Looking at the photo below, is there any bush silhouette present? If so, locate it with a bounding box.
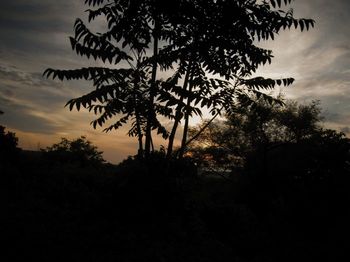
[42,136,105,167]
[0,125,19,164]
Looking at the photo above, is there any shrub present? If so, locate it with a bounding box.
[43,136,105,167]
[0,125,19,164]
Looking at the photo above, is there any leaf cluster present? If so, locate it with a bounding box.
[44,0,315,155]
[43,136,105,166]
[187,99,333,172]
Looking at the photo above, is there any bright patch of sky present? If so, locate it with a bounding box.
[0,0,349,163]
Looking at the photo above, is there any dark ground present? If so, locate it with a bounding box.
[1,150,345,262]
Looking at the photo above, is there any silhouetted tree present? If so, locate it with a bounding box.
[0,125,19,164]
[44,0,314,160]
[164,0,315,157]
[42,136,105,166]
[187,99,341,175]
[1,111,18,163]
[44,0,175,158]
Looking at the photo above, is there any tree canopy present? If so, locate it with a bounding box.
[187,98,350,181]
[44,0,314,159]
[43,136,105,166]
[0,125,18,152]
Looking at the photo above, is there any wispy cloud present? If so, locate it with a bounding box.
[254,0,350,135]
[0,63,158,162]
[1,0,349,162]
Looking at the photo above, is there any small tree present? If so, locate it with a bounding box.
[186,99,328,172]
[1,110,19,161]
[0,125,19,154]
[43,136,105,166]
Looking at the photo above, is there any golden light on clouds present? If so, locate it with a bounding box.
[1,0,349,163]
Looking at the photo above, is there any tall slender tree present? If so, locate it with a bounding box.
[44,0,314,160]
[44,0,176,157]
[161,0,315,157]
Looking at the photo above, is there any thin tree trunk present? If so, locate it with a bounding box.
[179,81,194,157]
[133,55,144,158]
[179,80,239,155]
[134,92,143,157]
[145,19,159,157]
[150,135,154,152]
[166,62,192,158]
[176,106,223,156]
[178,52,197,158]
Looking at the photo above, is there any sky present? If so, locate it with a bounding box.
[0,0,349,163]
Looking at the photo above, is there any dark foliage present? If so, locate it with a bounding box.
[187,100,337,171]
[0,125,20,165]
[187,99,349,261]
[42,136,105,167]
[44,0,314,157]
[3,1,344,261]
[3,118,347,261]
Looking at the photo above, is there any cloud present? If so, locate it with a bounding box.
[252,0,350,136]
[0,63,86,133]
[0,63,141,163]
[0,0,114,68]
[1,0,350,163]
[0,0,83,33]
[0,96,58,134]
[0,64,71,135]
[340,126,350,134]
[0,0,96,72]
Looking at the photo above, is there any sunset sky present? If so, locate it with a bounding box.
[1,0,349,163]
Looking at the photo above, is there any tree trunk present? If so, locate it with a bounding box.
[145,19,159,157]
[166,62,192,158]
[179,107,223,153]
[178,81,239,154]
[179,81,194,158]
[133,56,144,158]
[134,92,143,158]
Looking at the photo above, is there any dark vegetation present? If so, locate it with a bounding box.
[2,0,347,261]
[43,136,105,167]
[44,0,314,159]
[2,99,349,261]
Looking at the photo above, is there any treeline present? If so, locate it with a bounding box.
[1,100,349,261]
[187,99,349,181]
